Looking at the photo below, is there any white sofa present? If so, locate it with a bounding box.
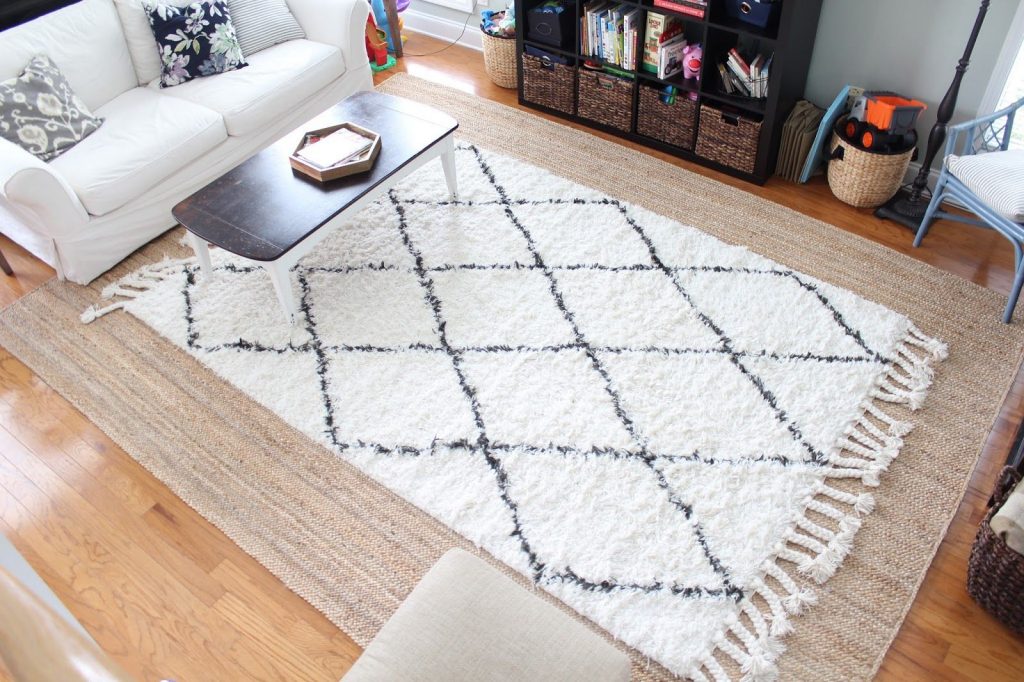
[0,0,371,284]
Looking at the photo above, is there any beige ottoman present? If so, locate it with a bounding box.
[343,549,632,681]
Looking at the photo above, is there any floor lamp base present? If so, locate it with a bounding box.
[874,186,932,232]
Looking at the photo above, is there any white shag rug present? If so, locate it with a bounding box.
[86,143,947,681]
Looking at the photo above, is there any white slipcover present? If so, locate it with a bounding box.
[0,0,137,111]
[0,0,372,284]
[153,39,345,137]
[51,88,227,216]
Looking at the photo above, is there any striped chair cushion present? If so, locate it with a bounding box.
[947,149,1024,223]
[227,0,306,57]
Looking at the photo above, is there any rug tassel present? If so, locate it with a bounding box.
[82,256,193,324]
[700,651,733,682]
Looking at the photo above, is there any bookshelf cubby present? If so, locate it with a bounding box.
[514,0,824,184]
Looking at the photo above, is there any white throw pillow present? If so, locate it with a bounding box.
[227,0,306,57]
[947,149,1024,223]
[115,0,191,85]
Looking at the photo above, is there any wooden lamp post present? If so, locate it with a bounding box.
[875,0,991,230]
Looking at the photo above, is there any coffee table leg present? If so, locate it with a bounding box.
[441,137,459,202]
[266,261,299,327]
[187,232,213,277]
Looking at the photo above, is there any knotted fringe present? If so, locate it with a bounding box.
[80,256,194,323]
[689,324,945,682]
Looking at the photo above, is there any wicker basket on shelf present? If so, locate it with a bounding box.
[967,466,1024,635]
[521,53,575,115]
[637,87,698,150]
[577,70,633,133]
[827,116,914,208]
[481,29,516,89]
[695,103,762,174]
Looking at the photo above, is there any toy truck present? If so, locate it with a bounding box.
[844,92,927,152]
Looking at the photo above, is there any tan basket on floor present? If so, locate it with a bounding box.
[481,31,516,89]
[827,117,914,208]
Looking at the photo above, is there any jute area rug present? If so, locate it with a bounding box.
[1,74,1022,680]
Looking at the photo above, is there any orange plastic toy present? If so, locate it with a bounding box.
[365,15,389,68]
[845,92,927,151]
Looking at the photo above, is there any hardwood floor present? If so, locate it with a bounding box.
[1,32,1021,681]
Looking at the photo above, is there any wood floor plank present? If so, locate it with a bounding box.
[0,31,1021,681]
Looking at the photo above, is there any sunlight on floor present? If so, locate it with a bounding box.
[403,62,478,96]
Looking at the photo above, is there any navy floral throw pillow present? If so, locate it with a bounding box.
[144,0,247,88]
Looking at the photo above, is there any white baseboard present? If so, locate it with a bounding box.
[403,8,483,52]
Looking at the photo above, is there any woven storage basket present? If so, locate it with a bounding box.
[481,31,516,89]
[637,87,697,150]
[695,103,761,174]
[522,53,575,115]
[827,116,914,208]
[967,466,1024,635]
[577,70,633,133]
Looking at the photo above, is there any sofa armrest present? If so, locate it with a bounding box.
[287,0,370,74]
[0,139,89,240]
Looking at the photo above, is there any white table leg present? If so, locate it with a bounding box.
[187,232,213,277]
[266,260,299,327]
[441,136,459,202]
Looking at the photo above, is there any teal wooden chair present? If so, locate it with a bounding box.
[914,97,1024,323]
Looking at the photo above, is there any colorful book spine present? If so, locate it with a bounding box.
[651,0,705,19]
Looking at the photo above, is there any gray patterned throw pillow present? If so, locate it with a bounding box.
[0,55,104,161]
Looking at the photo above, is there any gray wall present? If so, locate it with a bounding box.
[805,0,1018,140]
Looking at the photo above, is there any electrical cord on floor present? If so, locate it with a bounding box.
[401,11,475,57]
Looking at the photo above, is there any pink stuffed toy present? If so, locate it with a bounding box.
[683,44,703,80]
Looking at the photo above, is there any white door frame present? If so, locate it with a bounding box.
[978,0,1024,115]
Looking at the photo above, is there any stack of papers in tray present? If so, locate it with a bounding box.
[297,128,372,169]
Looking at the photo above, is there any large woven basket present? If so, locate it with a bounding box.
[827,116,914,208]
[481,30,516,89]
[577,70,633,133]
[967,466,1024,635]
[695,103,762,174]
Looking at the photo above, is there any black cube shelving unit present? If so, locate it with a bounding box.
[514,0,823,184]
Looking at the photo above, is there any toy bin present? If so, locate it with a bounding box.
[967,466,1024,636]
[481,19,516,88]
[827,116,914,208]
[526,1,573,49]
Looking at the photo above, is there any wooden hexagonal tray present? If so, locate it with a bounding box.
[289,122,381,182]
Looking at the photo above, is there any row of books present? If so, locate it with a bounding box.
[650,0,706,19]
[719,48,772,98]
[580,3,644,70]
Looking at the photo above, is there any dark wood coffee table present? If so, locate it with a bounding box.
[173,90,459,325]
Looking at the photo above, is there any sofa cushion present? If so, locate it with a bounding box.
[228,0,306,57]
[0,55,105,161]
[0,0,137,111]
[947,150,1024,223]
[343,549,632,682]
[153,38,343,136]
[144,0,248,88]
[50,88,226,216]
